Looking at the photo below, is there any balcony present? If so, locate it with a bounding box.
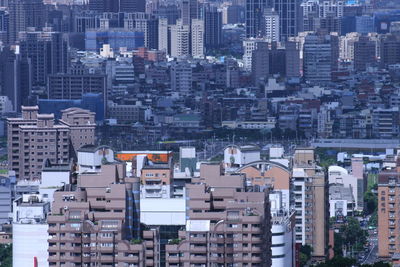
[48,245,59,253]
[144,184,162,190]
[167,256,180,264]
[144,193,162,198]
[190,255,207,263]
[145,250,153,257]
[189,246,207,253]
[118,255,139,263]
[189,236,206,243]
[99,255,114,263]
[143,231,154,239]
[209,246,224,253]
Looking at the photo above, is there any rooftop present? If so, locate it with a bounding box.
[78,145,111,153]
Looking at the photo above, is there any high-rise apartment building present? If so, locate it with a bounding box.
[165,163,272,266]
[191,19,204,58]
[292,148,328,260]
[252,42,270,85]
[380,34,400,68]
[243,38,268,71]
[124,12,159,49]
[47,73,107,104]
[236,157,295,267]
[377,166,400,259]
[170,20,190,58]
[59,108,96,154]
[303,32,339,84]
[285,41,301,78]
[170,61,192,95]
[7,106,95,180]
[47,162,158,267]
[301,0,343,33]
[13,194,50,267]
[158,18,169,52]
[263,8,280,43]
[354,36,376,71]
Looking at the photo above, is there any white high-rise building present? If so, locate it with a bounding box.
[264,8,280,43]
[191,19,204,58]
[158,18,168,52]
[339,32,360,61]
[270,191,295,267]
[243,38,268,71]
[12,194,50,267]
[301,0,344,18]
[170,19,190,58]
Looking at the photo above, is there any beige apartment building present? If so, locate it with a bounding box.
[7,106,95,180]
[59,107,96,153]
[378,168,400,259]
[292,148,328,260]
[165,163,272,267]
[140,159,174,198]
[48,162,158,267]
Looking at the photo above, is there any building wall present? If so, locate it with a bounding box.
[271,222,294,267]
[13,223,49,267]
[140,198,186,225]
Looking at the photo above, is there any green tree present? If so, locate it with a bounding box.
[313,256,356,267]
[364,190,377,215]
[0,244,11,267]
[340,217,367,251]
[360,261,391,267]
[300,245,312,267]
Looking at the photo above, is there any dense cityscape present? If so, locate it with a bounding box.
[0,0,399,266]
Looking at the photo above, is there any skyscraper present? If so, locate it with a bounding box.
[19,28,69,87]
[89,0,145,13]
[88,0,119,12]
[120,0,145,12]
[273,0,302,42]
[181,0,199,25]
[246,0,267,37]
[204,6,223,50]
[8,0,46,44]
[0,9,8,45]
[0,47,31,112]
